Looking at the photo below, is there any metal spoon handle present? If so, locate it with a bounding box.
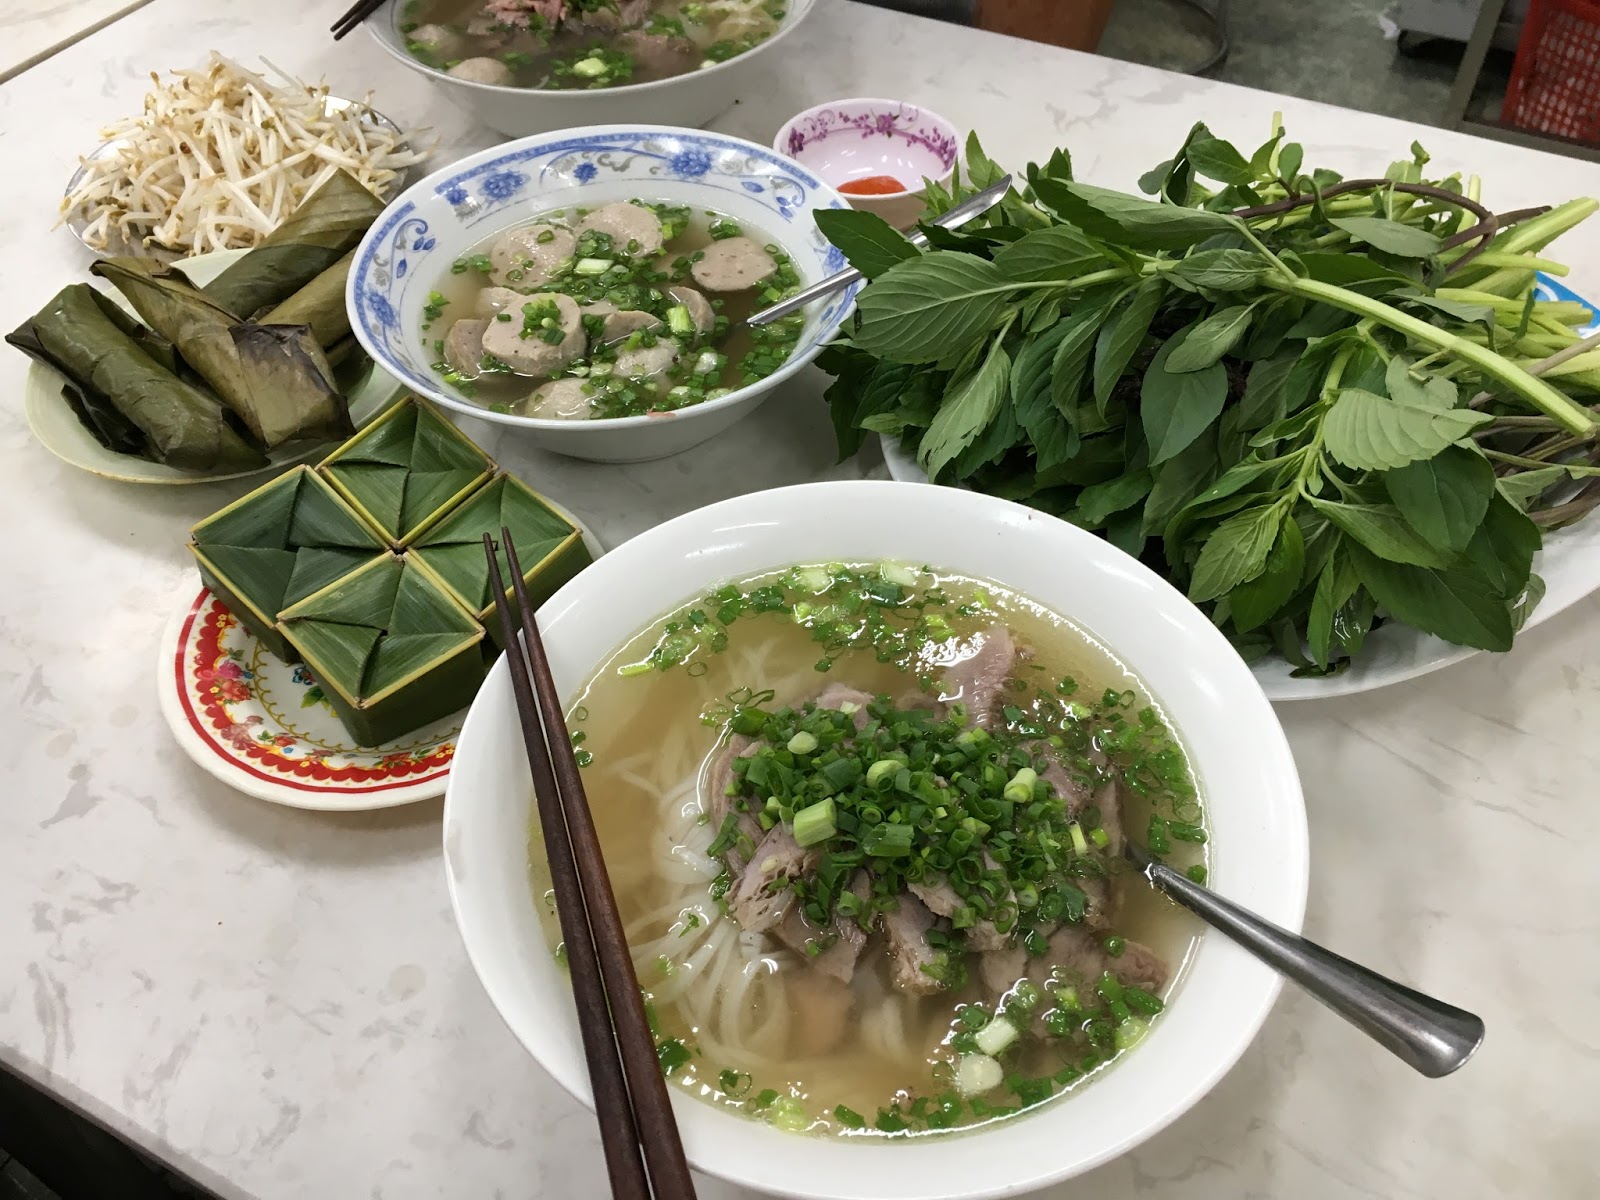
[746,175,1014,327]
[1141,858,1484,1077]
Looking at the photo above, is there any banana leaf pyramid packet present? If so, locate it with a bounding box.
[277,553,486,747]
[320,398,493,545]
[188,466,387,660]
[409,474,592,641]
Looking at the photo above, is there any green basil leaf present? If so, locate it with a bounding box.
[1049,302,1114,416]
[1104,507,1146,559]
[1512,573,1546,632]
[1464,492,1540,598]
[1228,514,1306,632]
[1278,142,1304,182]
[813,208,920,280]
[1142,425,1219,537]
[1187,504,1283,603]
[1497,465,1569,510]
[1011,320,1081,471]
[1398,291,1496,330]
[1093,279,1165,410]
[829,360,912,460]
[1348,544,1514,651]
[952,392,1022,478]
[1074,468,1153,528]
[1141,326,1229,465]
[1186,132,1254,185]
[1308,497,1454,567]
[1383,354,1457,410]
[992,225,1103,282]
[1323,387,1493,471]
[964,131,1009,191]
[919,337,1011,480]
[1169,248,1269,292]
[1329,216,1444,258]
[1238,348,1301,428]
[1031,178,1238,251]
[1166,303,1256,372]
[1295,252,1415,288]
[1383,444,1495,553]
[1306,548,1359,667]
[855,252,1015,363]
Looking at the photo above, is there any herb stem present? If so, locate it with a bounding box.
[1268,275,1597,433]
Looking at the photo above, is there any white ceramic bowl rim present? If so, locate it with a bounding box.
[345,123,859,432]
[443,480,1310,1200]
[775,96,961,188]
[369,0,815,96]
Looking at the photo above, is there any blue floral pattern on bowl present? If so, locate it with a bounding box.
[351,128,862,413]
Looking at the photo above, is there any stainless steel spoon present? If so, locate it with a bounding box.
[1127,841,1485,1077]
[745,175,1015,328]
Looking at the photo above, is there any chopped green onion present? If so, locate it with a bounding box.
[832,1104,866,1129]
[1114,1016,1149,1051]
[786,730,818,754]
[863,822,914,857]
[574,257,613,275]
[792,798,837,847]
[666,304,695,335]
[973,1016,1018,1056]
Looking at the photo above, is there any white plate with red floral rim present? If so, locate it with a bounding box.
[157,502,603,810]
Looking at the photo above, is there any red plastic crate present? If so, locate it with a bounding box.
[1503,0,1600,144]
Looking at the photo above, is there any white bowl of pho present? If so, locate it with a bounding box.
[368,0,818,137]
[443,480,1309,1199]
[347,124,858,462]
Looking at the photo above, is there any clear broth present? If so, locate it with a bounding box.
[535,566,1206,1138]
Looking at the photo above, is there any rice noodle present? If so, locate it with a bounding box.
[60,53,432,254]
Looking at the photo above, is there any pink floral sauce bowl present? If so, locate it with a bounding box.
[774,98,958,229]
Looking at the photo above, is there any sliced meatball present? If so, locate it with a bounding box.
[666,285,715,337]
[474,286,530,319]
[579,202,665,258]
[581,302,661,344]
[490,223,576,289]
[524,378,594,420]
[408,23,465,58]
[619,30,700,78]
[446,57,513,86]
[443,318,487,376]
[612,341,677,381]
[480,292,586,378]
[692,236,777,292]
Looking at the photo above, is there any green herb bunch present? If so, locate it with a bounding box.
[818,121,1600,674]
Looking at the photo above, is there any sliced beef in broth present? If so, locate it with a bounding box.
[882,892,944,995]
[942,624,1016,725]
[729,824,816,933]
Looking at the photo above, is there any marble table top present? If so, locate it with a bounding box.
[0,0,150,82]
[0,2,1594,1198]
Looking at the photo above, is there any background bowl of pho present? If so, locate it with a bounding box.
[369,0,818,137]
[347,123,857,463]
[444,481,1308,1199]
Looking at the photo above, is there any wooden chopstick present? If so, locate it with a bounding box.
[484,532,697,1200]
[329,0,383,40]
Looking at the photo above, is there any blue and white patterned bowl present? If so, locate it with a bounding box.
[346,125,859,463]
